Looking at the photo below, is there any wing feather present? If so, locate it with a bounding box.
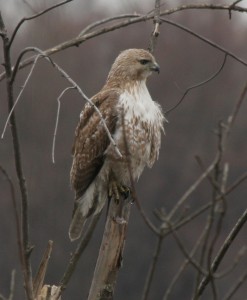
[70,89,119,200]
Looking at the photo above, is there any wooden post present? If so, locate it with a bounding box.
[88,196,132,300]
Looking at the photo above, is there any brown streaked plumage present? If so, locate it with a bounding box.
[69,49,166,241]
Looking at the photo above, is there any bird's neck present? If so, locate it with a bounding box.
[104,77,148,93]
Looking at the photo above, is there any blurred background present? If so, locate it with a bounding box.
[0,0,247,299]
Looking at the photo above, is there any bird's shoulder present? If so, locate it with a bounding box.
[72,88,120,156]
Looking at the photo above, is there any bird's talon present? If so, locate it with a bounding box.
[119,185,130,199]
[108,181,130,202]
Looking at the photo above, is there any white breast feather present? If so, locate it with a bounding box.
[112,81,166,180]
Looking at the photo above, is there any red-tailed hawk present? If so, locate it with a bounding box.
[69,49,165,241]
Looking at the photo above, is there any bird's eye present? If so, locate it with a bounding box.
[139,59,150,65]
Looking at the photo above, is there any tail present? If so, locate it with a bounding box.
[68,181,107,241]
[69,208,87,241]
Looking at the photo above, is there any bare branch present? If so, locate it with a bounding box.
[1,52,39,139]
[2,48,122,159]
[161,3,247,16]
[33,240,53,298]
[166,221,207,275]
[9,0,73,48]
[2,3,247,82]
[0,269,16,300]
[0,14,149,82]
[165,54,227,114]
[0,14,33,299]
[167,157,217,221]
[226,170,247,195]
[148,0,161,53]
[52,86,75,163]
[226,80,247,135]
[59,214,100,291]
[22,0,38,14]
[228,0,244,19]
[215,246,247,278]
[195,208,247,298]
[78,14,141,37]
[161,17,247,67]
[8,270,16,300]
[135,195,160,235]
[173,169,247,237]
[223,269,247,300]
[0,165,31,298]
[142,236,163,300]
[163,226,208,300]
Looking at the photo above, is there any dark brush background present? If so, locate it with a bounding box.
[0,1,247,299]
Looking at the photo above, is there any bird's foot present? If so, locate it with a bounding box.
[108,181,130,203]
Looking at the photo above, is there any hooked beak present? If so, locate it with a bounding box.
[150,62,160,74]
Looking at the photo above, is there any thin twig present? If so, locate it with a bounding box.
[1,3,247,82]
[9,0,73,48]
[226,170,247,195]
[166,220,207,275]
[194,123,228,299]
[2,48,122,158]
[59,214,100,291]
[22,0,38,14]
[226,80,247,135]
[78,14,141,37]
[33,240,53,298]
[161,169,247,241]
[0,166,28,298]
[215,246,246,278]
[223,269,247,300]
[0,14,33,299]
[1,53,39,139]
[148,0,161,53]
[52,86,75,163]
[142,235,163,300]
[161,17,247,67]
[163,226,208,300]
[228,0,243,19]
[134,194,160,235]
[167,156,218,221]
[8,270,16,300]
[165,54,227,114]
[195,208,247,298]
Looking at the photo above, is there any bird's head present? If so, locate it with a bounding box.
[107,49,160,84]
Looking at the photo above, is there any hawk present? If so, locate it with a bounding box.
[69,49,165,241]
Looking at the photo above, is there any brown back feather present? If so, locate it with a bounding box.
[70,89,119,200]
